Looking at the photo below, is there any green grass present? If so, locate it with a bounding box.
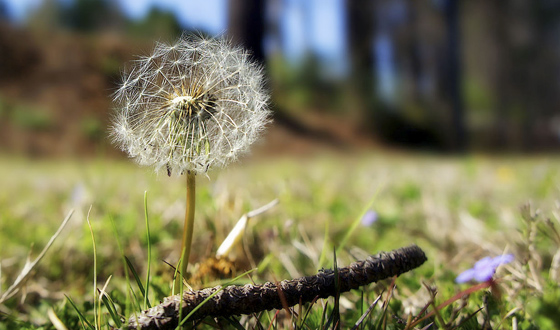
[0,153,559,329]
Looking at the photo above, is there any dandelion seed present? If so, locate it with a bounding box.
[111,34,270,176]
[455,254,514,283]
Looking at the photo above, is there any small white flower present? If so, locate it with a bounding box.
[111,34,270,176]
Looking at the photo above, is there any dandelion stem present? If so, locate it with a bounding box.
[179,171,196,283]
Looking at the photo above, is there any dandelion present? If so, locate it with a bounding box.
[111,34,270,284]
[455,254,514,283]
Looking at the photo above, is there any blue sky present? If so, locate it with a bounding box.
[117,0,227,34]
[1,0,346,66]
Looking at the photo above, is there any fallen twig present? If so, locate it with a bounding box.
[126,244,427,330]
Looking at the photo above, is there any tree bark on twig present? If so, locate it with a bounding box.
[126,244,427,330]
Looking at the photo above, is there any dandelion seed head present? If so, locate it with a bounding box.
[111,34,271,175]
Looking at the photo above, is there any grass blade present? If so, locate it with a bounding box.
[334,247,341,330]
[350,294,382,330]
[109,216,134,316]
[99,293,123,328]
[0,210,73,304]
[319,301,328,330]
[300,296,320,328]
[125,256,150,307]
[336,189,381,256]
[317,220,330,270]
[65,295,94,330]
[224,316,246,330]
[98,282,123,328]
[374,277,397,330]
[143,191,152,310]
[85,206,99,330]
[48,308,69,330]
[327,248,341,330]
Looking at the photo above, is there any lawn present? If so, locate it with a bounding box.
[0,153,559,329]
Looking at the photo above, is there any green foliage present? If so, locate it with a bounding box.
[125,8,183,40]
[27,0,182,41]
[464,77,495,117]
[28,0,126,33]
[59,0,125,32]
[268,54,346,114]
[0,96,7,118]
[0,155,558,329]
[526,274,560,328]
[80,116,104,142]
[10,104,53,131]
[98,56,121,79]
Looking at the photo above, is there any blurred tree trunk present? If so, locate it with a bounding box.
[345,0,376,126]
[228,0,266,63]
[405,2,422,101]
[488,1,510,149]
[486,0,560,151]
[443,0,467,151]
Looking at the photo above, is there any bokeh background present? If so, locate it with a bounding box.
[1,0,559,159]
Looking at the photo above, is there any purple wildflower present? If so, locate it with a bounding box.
[456,254,514,283]
[361,210,378,226]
